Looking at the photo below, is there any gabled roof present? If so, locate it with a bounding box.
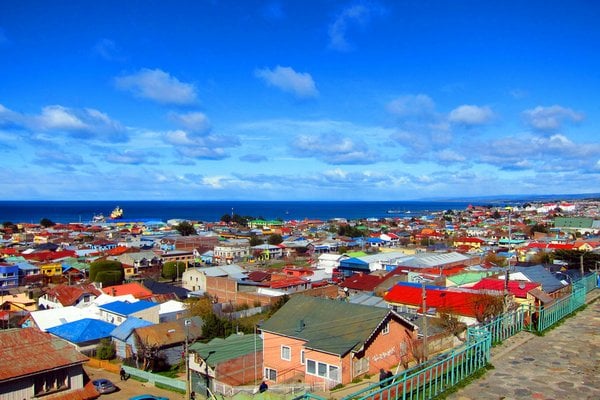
[0,328,88,382]
[44,284,102,306]
[511,265,568,293]
[134,316,203,347]
[340,273,385,291]
[47,318,116,344]
[111,317,154,341]
[190,333,262,367]
[260,295,405,356]
[142,279,190,299]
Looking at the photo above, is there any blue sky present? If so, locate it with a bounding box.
[1,0,599,201]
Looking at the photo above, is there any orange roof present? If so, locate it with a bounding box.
[105,246,129,256]
[102,282,153,299]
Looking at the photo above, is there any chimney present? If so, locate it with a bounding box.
[295,319,305,332]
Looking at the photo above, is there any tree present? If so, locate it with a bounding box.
[471,294,504,323]
[484,252,507,267]
[220,214,232,223]
[267,294,289,317]
[89,259,123,283]
[96,271,124,287]
[96,338,115,360]
[186,296,214,319]
[39,218,55,228]
[249,235,264,246]
[268,234,283,245]
[162,261,185,281]
[175,221,196,236]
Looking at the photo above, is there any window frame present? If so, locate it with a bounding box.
[281,345,291,361]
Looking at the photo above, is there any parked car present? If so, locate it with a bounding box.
[92,378,117,394]
[128,395,169,400]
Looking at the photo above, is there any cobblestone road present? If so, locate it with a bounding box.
[448,296,600,400]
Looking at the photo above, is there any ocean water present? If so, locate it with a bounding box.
[0,200,478,224]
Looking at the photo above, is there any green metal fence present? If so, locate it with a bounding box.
[339,327,491,400]
[294,272,598,400]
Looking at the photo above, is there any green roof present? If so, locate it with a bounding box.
[447,271,494,286]
[553,217,594,229]
[189,333,262,366]
[259,295,389,356]
[345,251,367,257]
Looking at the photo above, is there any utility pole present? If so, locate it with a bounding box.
[580,254,585,278]
[421,281,428,361]
[185,319,191,400]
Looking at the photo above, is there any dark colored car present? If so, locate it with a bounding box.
[92,378,117,394]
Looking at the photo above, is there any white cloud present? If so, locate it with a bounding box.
[37,105,88,130]
[255,66,318,98]
[169,111,211,134]
[522,105,584,132]
[448,105,494,125]
[386,94,435,117]
[115,68,198,105]
[93,38,122,61]
[291,133,379,165]
[328,3,385,51]
[164,129,240,160]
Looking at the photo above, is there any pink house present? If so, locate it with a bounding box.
[259,295,418,388]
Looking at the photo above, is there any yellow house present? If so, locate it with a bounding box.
[40,262,63,276]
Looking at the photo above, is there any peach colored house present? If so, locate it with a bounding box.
[259,295,418,389]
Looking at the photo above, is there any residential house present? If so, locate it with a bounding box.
[189,333,263,394]
[259,295,418,388]
[98,300,160,325]
[17,261,42,285]
[38,284,102,309]
[111,317,154,360]
[0,328,98,400]
[316,253,348,273]
[213,239,251,265]
[142,278,190,301]
[0,262,19,293]
[132,317,203,367]
[22,305,100,332]
[507,264,571,299]
[182,264,247,294]
[471,278,542,308]
[47,318,117,354]
[158,299,188,322]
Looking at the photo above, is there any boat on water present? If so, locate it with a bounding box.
[110,206,123,219]
[92,213,105,223]
[387,209,409,214]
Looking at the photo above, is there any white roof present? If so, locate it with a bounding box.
[159,300,187,315]
[318,253,346,262]
[29,306,101,331]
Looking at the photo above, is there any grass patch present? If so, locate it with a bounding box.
[155,382,186,394]
[432,363,494,400]
[128,375,148,383]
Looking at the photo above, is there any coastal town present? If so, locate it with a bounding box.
[1,198,599,400]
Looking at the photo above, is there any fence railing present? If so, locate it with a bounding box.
[121,365,186,392]
[296,272,597,400]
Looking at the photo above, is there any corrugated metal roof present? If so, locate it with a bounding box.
[190,333,262,366]
[259,295,389,356]
[110,317,154,341]
[134,316,203,347]
[0,328,88,382]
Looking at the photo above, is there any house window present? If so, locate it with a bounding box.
[382,322,390,335]
[300,349,305,365]
[264,367,277,381]
[281,345,291,361]
[306,359,341,382]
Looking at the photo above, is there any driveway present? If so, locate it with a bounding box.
[86,365,186,400]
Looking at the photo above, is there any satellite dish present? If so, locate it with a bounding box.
[518,281,525,290]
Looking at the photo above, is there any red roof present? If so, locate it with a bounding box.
[0,328,88,381]
[384,284,502,318]
[340,273,385,291]
[23,249,77,262]
[44,284,102,306]
[269,277,308,289]
[102,282,153,299]
[471,278,541,299]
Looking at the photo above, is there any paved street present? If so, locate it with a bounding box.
[448,295,600,400]
[86,366,186,400]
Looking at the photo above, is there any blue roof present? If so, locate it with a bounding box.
[100,300,158,316]
[111,317,154,341]
[47,318,116,344]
